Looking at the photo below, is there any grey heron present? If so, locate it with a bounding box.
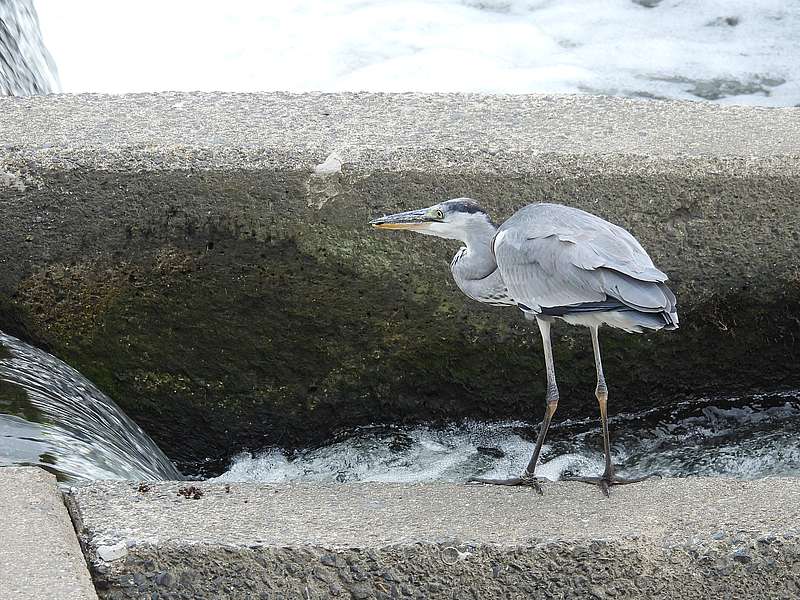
[370,199,678,496]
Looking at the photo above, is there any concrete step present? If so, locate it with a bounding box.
[0,467,96,600]
[67,477,800,599]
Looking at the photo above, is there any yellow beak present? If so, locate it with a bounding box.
[371,222,428,230]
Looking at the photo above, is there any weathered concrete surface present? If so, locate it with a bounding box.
[67,478,800,599]
[0,467,97,600]
[1,93,799,468]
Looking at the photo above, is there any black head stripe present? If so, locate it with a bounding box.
[443,199,485,214]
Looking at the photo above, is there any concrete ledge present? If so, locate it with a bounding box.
[67,478,800,599]
[0,467,96,600]
[2,92,799,159]
[2,93,800,465]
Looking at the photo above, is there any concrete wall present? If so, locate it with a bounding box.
[66,478,800,599]
[1,93,799,466]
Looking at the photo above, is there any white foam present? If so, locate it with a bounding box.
[34,0,800,105]
[210,421,632,484]
[213,396,800,484]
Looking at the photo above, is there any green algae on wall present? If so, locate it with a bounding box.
[4,232,799,469]
[1,162,799,470]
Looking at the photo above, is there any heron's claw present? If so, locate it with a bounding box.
[561,471,659,497]
[467,474,547,495]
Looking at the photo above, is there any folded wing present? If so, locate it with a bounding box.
[493,204,677,320]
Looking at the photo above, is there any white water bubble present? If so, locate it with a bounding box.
[34,0,800,105]
[213,393,800,484]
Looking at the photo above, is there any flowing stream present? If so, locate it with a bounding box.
[0,0,58,95]
[0,331,798,485]
[0,332,182,483]
[212,393,800,485]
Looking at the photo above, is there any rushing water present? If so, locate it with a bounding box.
[34,0,800,106]
[2,3,798,483]
[0,332,182,483]
[0,0,58,95]
[0,330,797,484]
[212,392,800,484]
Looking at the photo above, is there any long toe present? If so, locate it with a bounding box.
[562,472,658,497]
[561,475,607,494]
[467,476,546,495]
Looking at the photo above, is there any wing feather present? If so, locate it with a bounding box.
[494,204,674,314]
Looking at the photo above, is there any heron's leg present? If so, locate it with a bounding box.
[468,318,558,494]
[524,317,560,477]
[594,324,612,478]
[562,325,656,496]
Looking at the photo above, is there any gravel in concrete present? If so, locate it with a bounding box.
[0,467,96,600]
[67,478,800,599]
[1,92,799,161]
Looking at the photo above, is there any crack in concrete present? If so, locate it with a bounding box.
[308,149,345,209]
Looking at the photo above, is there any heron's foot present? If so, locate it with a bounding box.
[467,473,548,495]
[561,471,660,497]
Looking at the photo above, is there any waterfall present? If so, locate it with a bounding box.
[0,0,59,96]
[0,331,183,482]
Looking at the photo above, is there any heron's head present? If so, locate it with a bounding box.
[370,198,493,241]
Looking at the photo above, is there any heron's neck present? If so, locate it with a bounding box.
[451,219,498,283]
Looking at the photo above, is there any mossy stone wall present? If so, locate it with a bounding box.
[1,93,798,468]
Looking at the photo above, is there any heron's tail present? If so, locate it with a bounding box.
[663,309,679,330]
[617,308,678,332]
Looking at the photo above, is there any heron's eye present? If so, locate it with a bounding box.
[434,209,444,220]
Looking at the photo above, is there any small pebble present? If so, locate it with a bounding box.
[97,541,128,562]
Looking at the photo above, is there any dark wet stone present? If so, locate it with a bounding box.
[388,433,414,452]
[707,16,740,26]
[477,446,505,459]
[732,549,752,563]
[351,583,372,599]
[462,1,512,14]
[320,554,338,567]
[154,572,175,587]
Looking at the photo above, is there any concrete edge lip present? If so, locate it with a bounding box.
[1,92,799,162]
[0,467,97,600]
[2,93,799,184]
[68,478,800,547]
[65,477,800,598]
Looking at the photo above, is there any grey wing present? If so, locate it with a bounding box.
[493,204,676,315]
